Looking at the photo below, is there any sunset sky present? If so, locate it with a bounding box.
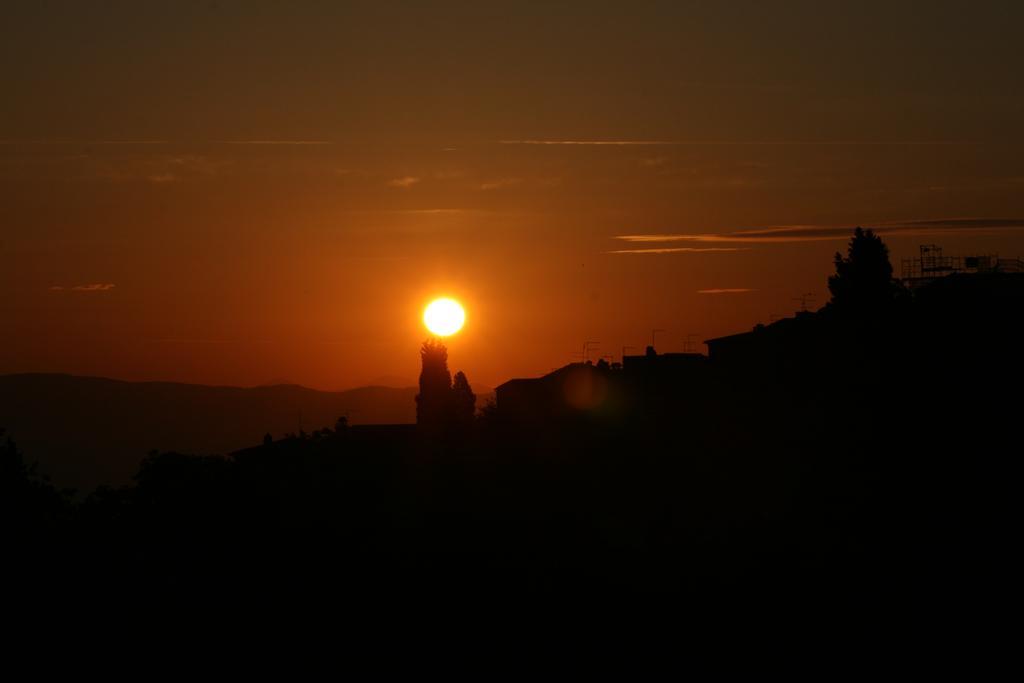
[3,1,1024,390]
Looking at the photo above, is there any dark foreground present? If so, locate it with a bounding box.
[4,273,1021,665]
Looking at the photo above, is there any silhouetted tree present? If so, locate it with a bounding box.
[828,227,904,314]
[1,429,28,485]
[416,339,453,426]
[451,371,476,425]
[477,397,499,425]
[2,429,70,527]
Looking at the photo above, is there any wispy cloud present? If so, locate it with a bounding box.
[3,139,332,146]
[216,140,332,145]
[501,140,962,147]
[615,229,832,244]
[387,176,421,188]
[501,140,675,146]
[89,154,230,184]
[479,177,523,191]
[146,338,274,345]
[50,283,116,292]
[0,140,170,145]
[608,247,747,255]
[675,80,797,92]
[338,208,480,215]
[91,140,169,145]
[431,168,466,181]
[697,288,756,294]
[615,218,1024,245]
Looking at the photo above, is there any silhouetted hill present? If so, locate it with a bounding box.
[0,373,417,492]
[8,233,1019,645]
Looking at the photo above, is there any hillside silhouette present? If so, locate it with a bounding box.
[0,375,421,491]
[5,229,1021,649]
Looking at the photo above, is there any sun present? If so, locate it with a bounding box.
[423,297,466,337]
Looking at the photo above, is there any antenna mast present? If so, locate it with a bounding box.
[793,293,815,313]
[651,328,666,349]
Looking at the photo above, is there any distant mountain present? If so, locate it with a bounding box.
[0,373,418,493]
[363,375,494,403]
[363,374,417,389]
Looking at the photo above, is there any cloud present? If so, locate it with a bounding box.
[146,337,273,345]
[50,283,116,292]
[216,140,332,145]
[1,139,329,148]
[337,208,481,215]
[0,140,170,145]
[479,177,523,191]
[885,218,1024,231]
[607,247,746,255]
[91,140,168,145]
[501,140,675,146]
[89,154,230,184]
[387,176,421,188]
[72,283,116,291]
[615,218,1024,245]
[500,140,962,147]
[697,288,756,294]
[675,80,797,92]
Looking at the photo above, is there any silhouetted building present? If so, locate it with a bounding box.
[703,312,820,366]
[901,243,1024,289]
[496,362,612,421]
[496,347,708,420]
[623,346,706,374]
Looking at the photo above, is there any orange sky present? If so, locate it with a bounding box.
[3,1,1024,390]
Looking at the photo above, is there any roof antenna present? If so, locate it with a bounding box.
[793,293,815,313]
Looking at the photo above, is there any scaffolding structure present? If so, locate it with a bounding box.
[901,244,1024,288]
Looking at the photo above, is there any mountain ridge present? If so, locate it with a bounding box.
[0,373,424,492]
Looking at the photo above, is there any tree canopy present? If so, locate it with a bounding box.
[452,371,476,425]
[828,227,903,314]
[416,339,452,426]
